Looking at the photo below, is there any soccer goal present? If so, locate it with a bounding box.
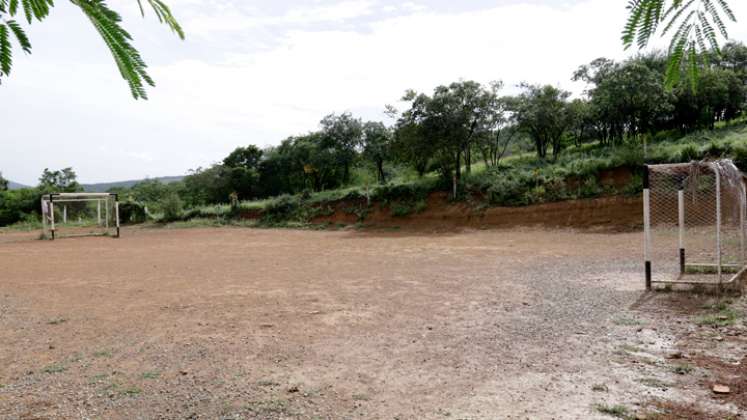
[643,160,746,290]
[41,193,120,240]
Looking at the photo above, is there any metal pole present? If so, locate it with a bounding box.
[41,198,48,239]
[97,200,102,226]
[741,182,746,267]
[50,198,55,240]
[714,164,722,284]
[678,188,685,275]
[105,199,110,229]
[115,201,120,238]
[643,166,652,290]
[63,205,67,224]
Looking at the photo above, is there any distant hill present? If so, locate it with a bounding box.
[7,180,30,190]
[82,176,185,193]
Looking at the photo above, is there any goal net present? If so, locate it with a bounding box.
[644,160,746,290]
[41,193,120,240]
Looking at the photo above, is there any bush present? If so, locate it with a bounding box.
[261,194,300,224]
[161,193,183,222]
[118,201,147,224]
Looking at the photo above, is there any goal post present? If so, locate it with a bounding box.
[643,160,746,290]
[41,193,120,240]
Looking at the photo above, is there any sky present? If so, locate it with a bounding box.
[2,0,746,185]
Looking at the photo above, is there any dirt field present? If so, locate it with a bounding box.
[0,226,744,419]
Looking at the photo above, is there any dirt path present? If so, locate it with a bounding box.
[0,227,742,419]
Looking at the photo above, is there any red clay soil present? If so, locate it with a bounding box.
[313,193,643,230]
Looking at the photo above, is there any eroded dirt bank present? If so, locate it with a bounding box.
[312,193,643,230]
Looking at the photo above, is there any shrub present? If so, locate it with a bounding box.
[261,194,300,224]
[118,201,147,224]
[161,193,183,222]
[732,145,747,171]
[678,144,700,162]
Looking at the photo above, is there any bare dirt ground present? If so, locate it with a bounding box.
[0,226,744,419]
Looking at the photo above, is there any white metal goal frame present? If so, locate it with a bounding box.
[41,193,120,240]
[643,160,747,290]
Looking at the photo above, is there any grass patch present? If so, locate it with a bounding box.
[121,386,142,396]
[92,350,112,358]
[245,399,290,415]
[671,363,694,375]
[696,303,741,327]
[619,344,644,353]
[591,384,609,392]
[352,393,371,401]
[47,317,67,325]
[141,371,160,380]
[637,377,672,388]
[42,363,66,374]
[103,382,142,397]
[256,379,280,387]
[89,373,109,384]
[594,403,631,418]
[613,317,645,327]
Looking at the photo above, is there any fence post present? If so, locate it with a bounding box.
[678,187,685,275]
[643,165,652,290]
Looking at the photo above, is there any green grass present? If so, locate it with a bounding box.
[594,403,631,419]
[256,379,280,387]
[637,377,672,388]
[92,350,112,358]
[47,317,67,325]
[613,317,645,327]
[591,384,609,392]
[671,363,694,375]
[696,305,741,327]
[141,371,160,380]
[245,399,290,415]
[42,363,67,374]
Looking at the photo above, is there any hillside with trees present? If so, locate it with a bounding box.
[4,43,747,227]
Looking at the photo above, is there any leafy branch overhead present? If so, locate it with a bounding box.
[623,0,737,88]
[0,0,183,99]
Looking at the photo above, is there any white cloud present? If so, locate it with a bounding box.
[147,0,629,137]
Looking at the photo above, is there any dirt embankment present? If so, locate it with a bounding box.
[309,166,643,230]
[310,193,643,230]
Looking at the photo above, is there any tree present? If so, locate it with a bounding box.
[397,81,503,185]
[573,57,674,143]
[38,167,80,192]
[476,125,517,169]
[0,0,183,99]
[361,122,392,184]
[223,145,263,170]
[507,84,572,161]
[319,113,363,185]
[391,120,433,177]
[0,171,7,191]
[623,0,737,87]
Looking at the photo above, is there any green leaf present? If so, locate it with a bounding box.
[0,23,12,76]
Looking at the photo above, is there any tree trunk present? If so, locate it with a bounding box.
[377,159,386,184]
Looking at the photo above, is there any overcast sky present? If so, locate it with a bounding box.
[2,0,746,184]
